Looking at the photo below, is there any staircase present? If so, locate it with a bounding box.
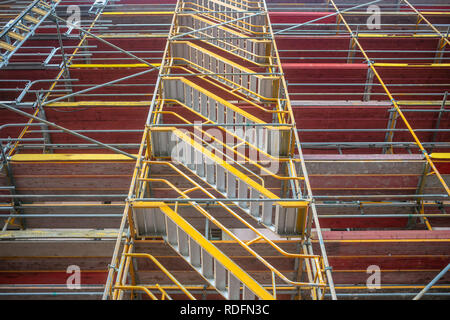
[133,202,273,300]
[104,0,330,300]
[0,0,60,68]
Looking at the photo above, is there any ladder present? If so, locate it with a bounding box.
[105,0,331,300]
[0,0,60,68]
[150,127,308,236]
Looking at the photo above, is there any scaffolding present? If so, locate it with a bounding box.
[0,0,449,300]
[103,0,334,300]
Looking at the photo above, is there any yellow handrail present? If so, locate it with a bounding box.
[124,253,196,300]
[183,2,267,35]
[151,99,297,162]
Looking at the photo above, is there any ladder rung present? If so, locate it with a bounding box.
[0,41,15,51]
[31,7,48,16]
[39,0,52,9]
[8,31,25,41]
[16,23,31,32]
[24,14,40,24]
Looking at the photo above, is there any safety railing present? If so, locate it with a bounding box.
[328,0,450,198]
[129,158,326,293]
[169,41,279,100]
[176,13,270,63]
[182,0,266,35]
[104,0,333,300]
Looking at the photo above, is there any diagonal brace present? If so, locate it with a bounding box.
[274,0,382,35]
[0,103,137,160]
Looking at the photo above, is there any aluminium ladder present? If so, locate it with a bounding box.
[105,0,329,300]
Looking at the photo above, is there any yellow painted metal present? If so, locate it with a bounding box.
[176,13,270,47]
[0,40,15,51]
[183,2,266,35]
[342,11,450,16]
[430,153,450,160]
[169,63,280,102]
[183,24,272,64]
[133,201,325,289]
[245,236,263,246]
[151,107,301,179]
[329,0,450,197]
[46,101,151,107]
[320,239,450,243]
[7,31,25,41]
[137,202,275,300]
[102,11,174,15]
[402,0,450,47]
[106,2,181,297]
[397,100,450,106]
[112,241,134,300]
[374,63,450,68]
[31,7,48,15]
[23,14,40,24]
[124,253,196,300]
